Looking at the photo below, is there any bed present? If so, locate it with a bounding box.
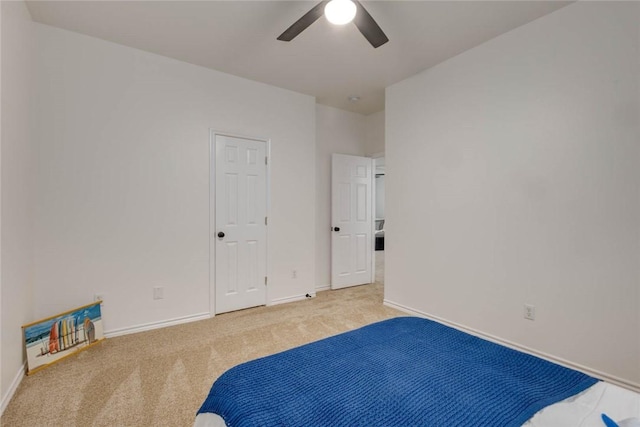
[195,317,640,427]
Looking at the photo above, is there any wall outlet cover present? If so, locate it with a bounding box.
[524,304,536,321]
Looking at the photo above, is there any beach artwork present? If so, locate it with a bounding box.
[22,301,105,375]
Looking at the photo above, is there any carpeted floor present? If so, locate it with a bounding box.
[2,252,397,426]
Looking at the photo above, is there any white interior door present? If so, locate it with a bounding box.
[213,134,267,314]
[331,154,374,289]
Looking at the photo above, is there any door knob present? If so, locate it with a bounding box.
[217,232,225,238]
[333,227,340,232]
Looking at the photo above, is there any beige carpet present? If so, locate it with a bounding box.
[2,253,397,426]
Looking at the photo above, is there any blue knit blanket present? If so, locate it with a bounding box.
[198,317,597,426]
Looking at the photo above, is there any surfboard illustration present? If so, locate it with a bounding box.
[58,321,63,350]
[68,318,73,345]
[48,321,59,354]
[63,320,68,349]
[84,317,95,344]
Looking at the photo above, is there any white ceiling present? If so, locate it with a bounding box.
[26,1,571,115]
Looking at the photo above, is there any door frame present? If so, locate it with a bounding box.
[209,130,271,316]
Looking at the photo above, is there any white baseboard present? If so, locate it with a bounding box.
[383,299,640,393]
[315,285,330,292]
[1,362,25,416]
[104,312,210,338]
[269,293,315,306]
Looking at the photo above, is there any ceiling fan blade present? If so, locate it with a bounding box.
[353,1,389,48]
[277,1,329,42]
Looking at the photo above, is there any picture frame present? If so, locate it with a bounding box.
[22,301,105,375]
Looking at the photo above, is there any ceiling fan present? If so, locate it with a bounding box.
[277,0,389,48]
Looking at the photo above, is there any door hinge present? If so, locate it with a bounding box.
[264,276,268,286]
[265,156,268,165]
[265,216,268,226]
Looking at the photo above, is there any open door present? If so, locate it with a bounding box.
[331,154,374,289]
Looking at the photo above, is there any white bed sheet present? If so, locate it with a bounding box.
[524,382,640,427]
[194,413,227,427]
[194,382,640,427]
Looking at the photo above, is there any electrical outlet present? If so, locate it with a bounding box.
[524,304,536,321]
[292,270,297,279]
[153,287,164,300]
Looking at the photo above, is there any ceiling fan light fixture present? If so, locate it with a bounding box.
[324,0,357,26]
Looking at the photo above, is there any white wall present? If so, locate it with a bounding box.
[1,0,34,409]
[32,23,316,333]
[386,2,640,387]
[315,105,367,288]
[0,0,3,407]
[365,110,385,156]
[1,0,3,409]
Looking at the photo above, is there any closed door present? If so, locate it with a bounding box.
[213,134,267,314]
[331,154,374,289]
